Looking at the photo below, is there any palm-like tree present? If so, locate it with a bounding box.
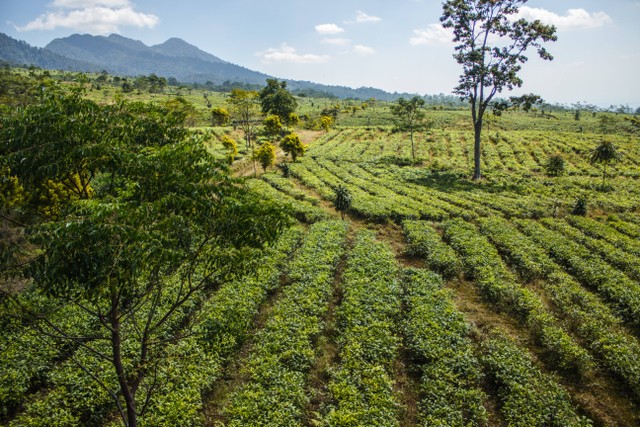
[333,185,352,220]
[590,140,621,187]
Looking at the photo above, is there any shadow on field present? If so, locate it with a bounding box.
[405,169,526,194]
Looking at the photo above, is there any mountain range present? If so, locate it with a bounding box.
[0,32,409,100]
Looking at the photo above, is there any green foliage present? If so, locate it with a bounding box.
[390,96,428,160]
[278,162,291,178]
[516,219,640,328]
[325,230,401,426]
[280,133,307,162]
[320,115,334,132]
[444,218,592,372]
[0,67,38,107]
[227,88,260,149]
[590,140,621,187]
[224,221,348,426]
[402,268,487,426]
[210,106,230,126]
[263,114,283,137]
[572,196,588,216]
[253,141,276,172]
[164,96,198,126]
[545,154,566,176]
[0,167,25,210]
[482,331,592,426]
[221,134,238,164]
[480,216,640,399]
[259,78,298,125]
[597,114,618,134]
[625,115,640,133]
[333,185,352,220]
[1,86,290,427]
[288,112,300,126]
[402,220,462,278]
[246,178,329,224]
[441,0,557,179]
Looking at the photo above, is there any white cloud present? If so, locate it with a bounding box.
[410,24,452,46]
[16,0,158,34]
[516,7,612,31]
[52,0,130,8]
[322,37,351,46]
[353,44,375,56]
[258,43,331,64]
[354,11,381,24]
[315,23,345,35]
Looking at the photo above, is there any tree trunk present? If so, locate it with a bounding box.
[110,296,137,427]
[472,119,483,180]
[410,130,415,160]
[602,162,607,187]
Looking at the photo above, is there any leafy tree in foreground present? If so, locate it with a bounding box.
[590,140,621,188]
[333,185,352,220]
[1,87,290,427]
[390,96,429,160]
[441,0,557,180]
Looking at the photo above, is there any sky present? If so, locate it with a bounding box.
[1,0,639,107]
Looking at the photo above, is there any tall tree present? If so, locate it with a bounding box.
[1,87,290,427]
[441,0,557,180]
[390,96,429,160]
[259,79,298,125]
[590,140,621,187]
[227,88,261,151]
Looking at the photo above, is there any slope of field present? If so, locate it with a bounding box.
[236,124,640,426]
[3,92,640,426]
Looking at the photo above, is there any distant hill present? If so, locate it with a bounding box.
[0,32,101,72]
[44,33,271,85]
[0,32,415,100]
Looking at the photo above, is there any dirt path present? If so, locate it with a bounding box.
[302,237,349,426]
[232,130,323,178]
[202,275,289,426]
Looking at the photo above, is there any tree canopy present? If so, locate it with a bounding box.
[280,133,307,162]
[0,83,290,427]
[441,0,557,180]
[590,140,621,187]
[227,88,261,150]
[390,96,429,160]
[259,79,298,125]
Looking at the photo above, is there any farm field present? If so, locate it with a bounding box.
[2,68,640,426]
[217,123,640,426]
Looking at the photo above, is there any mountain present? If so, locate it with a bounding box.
[0,33,101,72]
[149,38,225,64]
[0,33,414,100]
[44,33,270,85]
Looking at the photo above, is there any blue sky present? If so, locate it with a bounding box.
[1,0,639,107]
